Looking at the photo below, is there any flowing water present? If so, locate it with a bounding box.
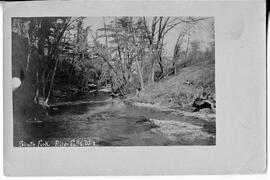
[14,92,216,147]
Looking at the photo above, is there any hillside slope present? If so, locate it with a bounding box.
[130,63,215,114]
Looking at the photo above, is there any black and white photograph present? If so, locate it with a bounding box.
[12,16,216,147]
[3,0,267,176]
[11,16,216,147]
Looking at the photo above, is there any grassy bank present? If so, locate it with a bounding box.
[126,62,215,121]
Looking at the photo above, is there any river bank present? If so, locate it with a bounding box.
[124,63,215,121]
[124,97,215,122]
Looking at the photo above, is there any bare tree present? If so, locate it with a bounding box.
[142,17,187,84]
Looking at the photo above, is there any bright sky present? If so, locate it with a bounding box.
[83,17,214,56]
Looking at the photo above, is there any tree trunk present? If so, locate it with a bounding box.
[148,47,156,85]
[172,31,187,75]
[157,36,165,76]
[26,50,31,72]
[45,58,59,105]
[33,72,40,103]
[135,55,144,91]
[157,51,164,75]
[149,60,155,85]
[184,32,190,61]
[103,17,109,48]
[41,66,47,100]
